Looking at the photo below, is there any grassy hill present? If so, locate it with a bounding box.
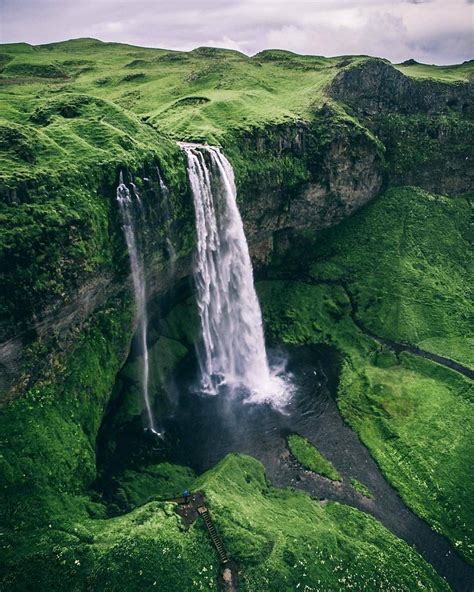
[259,185,474,561]
[1,37,472,183]
[395,59,474,82]
[0,38,343,171]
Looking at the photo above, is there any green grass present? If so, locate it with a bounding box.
[1,38,471,169]
[257,185,474,562]
[195,454,448,591]
[350,479,373,499]
[275,186,472,369]
[258,280,373,360]
[259,278,474,562]
[0,37,345,160]
[370,112,474,191]
[395,60,474,82]
[287,434,341,481]
[113,463,197,511]
[1,454,448,591]
[1,498,220,592]
[340,354,474,561]
[0,90,181,185]
[0,298,133,532]
[0,42,197,340]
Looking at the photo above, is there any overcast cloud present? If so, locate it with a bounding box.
[0,0,472,64]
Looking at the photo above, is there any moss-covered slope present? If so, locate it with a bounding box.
[276,186,472,368]
[1,454,449,592]
[0,297,133,531]
[259,186,474,561]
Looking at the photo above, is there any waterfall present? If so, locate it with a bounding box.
[181,144,291,407]
[157,166,177,266]
[116,172,160,435]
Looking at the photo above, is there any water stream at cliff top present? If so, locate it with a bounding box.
[117,172,160,435]
[181,143,292,407]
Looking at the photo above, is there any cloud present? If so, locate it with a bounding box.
[0,0,472,64]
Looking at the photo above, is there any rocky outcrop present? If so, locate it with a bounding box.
[0,273,115,397]
[329,59,473,118]
[328,59,474,194]
[225,116,385,264]
[377,114,474,195]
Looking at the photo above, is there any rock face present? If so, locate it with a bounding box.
[229,119,384,263]
[0,273,115,397]
[292,125,383,229]
[328,59,474,195]
[329,59,473,117]
[0,162,192,400]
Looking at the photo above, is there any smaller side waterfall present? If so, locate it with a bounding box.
[116,172,160,435]
[157,166,177,267]
[181,144,291,407]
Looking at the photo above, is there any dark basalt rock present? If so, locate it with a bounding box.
[329,58,473,118]
[328,59,474,194]
[226,118,385,264]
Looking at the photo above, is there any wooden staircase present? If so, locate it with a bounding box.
[174,491,236,589]
[197,505,229,564]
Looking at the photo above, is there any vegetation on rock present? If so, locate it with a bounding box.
[287,434,341,481]
[1,454,449,592]
[350,478,373,499]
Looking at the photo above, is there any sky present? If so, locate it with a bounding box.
[0,0,473,65]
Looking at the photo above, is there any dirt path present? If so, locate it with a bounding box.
[339,280,474,380]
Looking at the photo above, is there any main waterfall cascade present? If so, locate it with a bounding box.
[116,172,161,435]
[181,143,292,407]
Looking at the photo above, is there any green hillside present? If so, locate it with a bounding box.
[260,185,474,561]
[1,37,471,183]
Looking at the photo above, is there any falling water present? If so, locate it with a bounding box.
[116,172,160,435]
[181,144,291,407]
[157,166,169,200]
[156,166,177,266]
